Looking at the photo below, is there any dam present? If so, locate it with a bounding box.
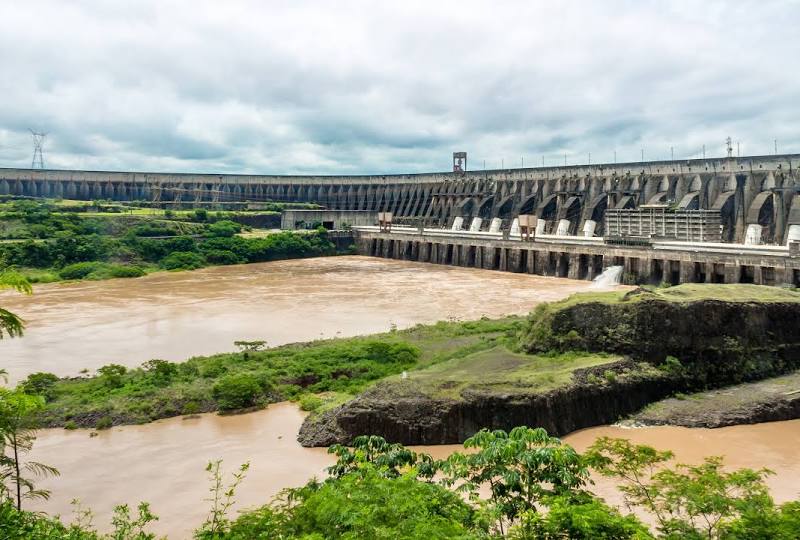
[2,154,800,285]
[2,153,800,244]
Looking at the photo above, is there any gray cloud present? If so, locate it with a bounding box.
[0,0,798,174]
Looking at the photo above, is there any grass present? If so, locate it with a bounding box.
[398,346,621,400]
[30,316,524,429]
[554,283,800,308]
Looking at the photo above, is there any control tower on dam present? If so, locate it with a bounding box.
[1,153,799,245]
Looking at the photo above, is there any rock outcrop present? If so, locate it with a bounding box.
[300,294,800,447]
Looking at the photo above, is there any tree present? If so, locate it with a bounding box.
[0,389,59,510]
[509,493,654,539]
[327,435,436,480]
[211,374,262,411]
[0,270,31,340]
[442,427,589,535]
[226,465,486,540]
[585,437,778,539]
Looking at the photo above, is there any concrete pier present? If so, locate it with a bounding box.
[355,227,800,287]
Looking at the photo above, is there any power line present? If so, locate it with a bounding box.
[30,129,46,169]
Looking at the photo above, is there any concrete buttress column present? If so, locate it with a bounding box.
[567,254,581,280]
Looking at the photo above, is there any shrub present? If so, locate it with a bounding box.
[58,261,102,280]
[201,360,228,378]
[64,420,78,430]
[142,359,179,384]
[97,363,127,388]
[203,249,243,265]
[659,355,684,375]
[19,372,60,400]
[182,401,201,415]
[160,251,206,270]
[298,394,323,412]
[102,264,145,279]
[212,373,263,411]
[58,261,145,280]
[603,369,617,383]
[205,220,242,238]
[95,416,113,430]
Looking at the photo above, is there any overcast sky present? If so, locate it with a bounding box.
[0,1,798,175]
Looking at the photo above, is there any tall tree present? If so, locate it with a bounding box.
[0,389,59,510]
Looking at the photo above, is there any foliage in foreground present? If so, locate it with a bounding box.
[2,421,800,540]
[206,427,800,540]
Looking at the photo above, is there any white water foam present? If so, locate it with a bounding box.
[591,265,624,288]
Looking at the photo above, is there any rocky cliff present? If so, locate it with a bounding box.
[299,287,800,447]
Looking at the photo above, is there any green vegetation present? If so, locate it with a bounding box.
[27,317,522,428]
[550,283,800,309]
[403,347,621,399]
[3,382,800,540]
[0,198,340,283]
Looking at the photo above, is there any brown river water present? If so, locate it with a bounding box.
[2,256,798,537]
[1,255,595,383]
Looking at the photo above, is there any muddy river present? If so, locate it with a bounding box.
[4,256,799,537]
[0,256,596,383]
[28,404,800,538]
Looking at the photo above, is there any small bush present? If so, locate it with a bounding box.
[97,363,127,388]
[143,359,179,384]
[201,360,228,378]
[59,261,102,280]
[203,249,243,265]
[103,264,146,278]
[182,401,201,415]
[298,394,323,412]
[160,251,206,270]
[95,416,113,430]
[659,355,684,375]
[19,371,59,400]
[603,369,617,383]
[205,220,242,238]
[212,373,263,411]
[58,261,145,280]
[64,420,78,430]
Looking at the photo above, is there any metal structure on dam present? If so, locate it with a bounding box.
[2,153,800,245]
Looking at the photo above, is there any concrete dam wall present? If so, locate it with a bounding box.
[2,153,799,244]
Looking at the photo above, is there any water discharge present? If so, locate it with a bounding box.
[0,256,598,383]
[591,264,624,288]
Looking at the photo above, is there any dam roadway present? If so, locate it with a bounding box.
[2,153,800,244]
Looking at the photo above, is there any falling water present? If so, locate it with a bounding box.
[591,265,624,288]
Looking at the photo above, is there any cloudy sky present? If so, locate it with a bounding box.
[0,0,798,174]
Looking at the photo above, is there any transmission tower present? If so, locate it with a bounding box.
[30,129,46,169]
